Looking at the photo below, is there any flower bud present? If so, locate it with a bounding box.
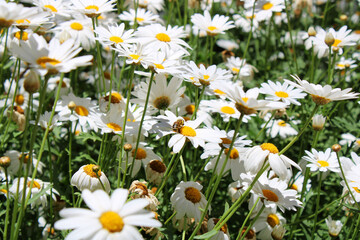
[325,32,335,46]
[308,26,317,36]
[23,70,40,93]
[312,114,326,131]
[124,143,133,152]
[332,46,339,53]
[67,101,76,111]
[58,30,71,44]
[332,144,341,152]
[339,15,348,21]
[0,156,11,168]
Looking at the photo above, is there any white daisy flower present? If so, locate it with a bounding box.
[4,150,45,175]
[47,76,71,96]
[94,109,128,135]
[94,22,134,47]
[249,176,302,212]
[335,57,357,70]
[33,0,71,17]
[252,206,286,240]
[191,10,235,36]
[216,39,239,51]
[135,23,190,52]
[170,181,209,222]
[183,61,232,87]
[119,8,160,26]
[70,0,116,18]
[285,75,359,105]
[154,110,224,153]
[55,17,95,51]
[200,99,241,122]
[339,133,360,151]
[145,160,166,185]
[132,74,185,111]
[0,1,37,28]
[289,171,311,194]
[98,90,126,113]
[259,80,306,106]
[233,11,260,33]
[245,143,301,180]
[263,118,299,138]
[225,56,258,82]
[34,111,61,131]
[325,216,343,237]
[55,93,99,130]
[302,148,340,173]
[9,34,93,75]
[312,114,326,131]
[207,218,230,240]
[124,0,164,13]
[54,188,162,239]
[246,0,285,22]
[114,43,151,68]
[71,164,111,193]
[9,177,59,208]
[13,9,52,30]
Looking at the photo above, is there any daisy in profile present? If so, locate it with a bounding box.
[135,23,190,52]
[13,10,52,30]
[170,181,208,222]
[33,0,71,17]
[94,22,134,47]
[191,10,235,36]
[70,0,116,18]
[302,148,340,173]
[233,11,260,33]
[154,110,224,153]
[0,1,36,28]
[119,8,160,26]
[216,39,239,51]
[9,34,93,75]
[71,164,111,193]
[94,110,128,135]
[245,142,301,180]
[207,218,230,240]
[183,61,232,87]
[55,188,162,239]
[325,216,343,238]
[250,176,302,212]
[225,56,258,82]
[285,75,359,105]
[335,57,357,70]
[132,74,185,111]
[34,111,61,131]
[339,133,360,151]
[9,177,59,208]
[55,93,99,130]
[260,80,306,106]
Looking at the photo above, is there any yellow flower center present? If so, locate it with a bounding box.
[27,180,41,189]
[155,33,171,42]
[99,211,124,233]
[0,189,7,194]
[267,213,280,227]
[242,97,249,103]
[207,26,217,31]
[184,187,201,203]
[220,106,236,114]
[332,39,342,47]
[214,89,225,95]
[311,94,331,105]
[154,96,170,110]
[154,63,165,69]
[106,123,122,131]
[356,140,360,145]
[70,22,83,31]
[19,154,30,163]
[275,12,282,16]
[75,105,89,116]
[337,64,345,68]
[129,54,140,60]
[15,19,30,25]
[246,14,256,19]
[185,104,195,114]
[136,17,144,22]
[15,94,25,105]
[262,2,274,10]
[132,148,147,160]
[36,57,61,68]
[109,36,123,44]
[83,164,102,178]
[180,126,196,137]
[260,143,279,154]
[85,5,99,11]
[44,4,58,12]
[317,160,329,167]
[231,67,240,73]
[262,189,279,202]
[275,91,289,98]
[291,183,298,191]
[277,120,286,127]
[14,31,29,41]
[224,148,240,159]
[202,75,210,80]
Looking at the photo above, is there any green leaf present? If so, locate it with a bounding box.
[194,229,218,239]
[224,202,229,212]
[76,132,102,142]
[27,184,53,206]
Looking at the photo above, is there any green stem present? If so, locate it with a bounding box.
[3,168,10,240]
[191,86,205,120]
[239,205,265,240]
[351,214,360,240]
[311,172,323,240]
[236,197,260,240]
[284,0,299,73]
[68,121,75,206]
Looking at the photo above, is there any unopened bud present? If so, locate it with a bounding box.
[308,26,317,36]
[339,15,348,21]
[0,156,11,168]
[332,46,339,53]
[124,143,132,152]
[271,225,286,240]
[325,32,335,46]
[23,70,40,93]
[312,114,326,131]
[68,101,76,111]
[332,144,341,152]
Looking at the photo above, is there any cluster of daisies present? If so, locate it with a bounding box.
[0,0,360,239]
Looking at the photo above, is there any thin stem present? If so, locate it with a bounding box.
[239,205,265,240]
[236,197,260,240]
[284,0,299,73]
[311,172,323,240]
[3,168,11,239]
[351,214,360,240]
[191,86,205,120]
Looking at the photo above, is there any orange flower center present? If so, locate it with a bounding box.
[184,187,201,203]
[74,105,89,116]
[267,213,280,227]
[83,164,102,178]
[106,123,122,131]
[132,148,147,160]
[262,189,279,202]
